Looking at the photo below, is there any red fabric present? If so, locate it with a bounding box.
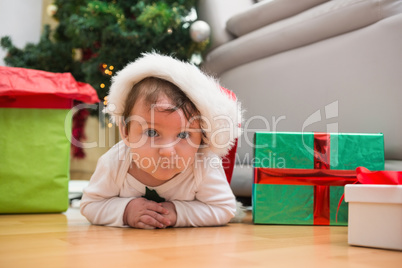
[356,167,402,185]
[0,94,73,109]
[219,87,238,184]
[222,140,238,184]
[71,100,90,158]
[0,66,100,108]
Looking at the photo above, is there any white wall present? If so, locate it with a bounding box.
[0,0,43,66]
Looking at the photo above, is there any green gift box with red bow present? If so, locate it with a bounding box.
[252,132,384,225]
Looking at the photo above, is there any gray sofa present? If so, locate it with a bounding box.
[197,0,402,197]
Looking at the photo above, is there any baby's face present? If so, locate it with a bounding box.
[124,96,202,183]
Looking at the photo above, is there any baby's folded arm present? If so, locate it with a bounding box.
[80,196,134,227]
[171,199,235,227]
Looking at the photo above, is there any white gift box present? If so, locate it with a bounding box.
[344,184,402,251]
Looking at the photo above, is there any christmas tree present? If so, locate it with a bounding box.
[1,0,209,103]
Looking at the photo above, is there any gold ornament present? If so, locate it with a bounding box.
[46,4,58,17]
[72,48,83,61]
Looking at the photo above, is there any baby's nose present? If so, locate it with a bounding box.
[158,143,177,157]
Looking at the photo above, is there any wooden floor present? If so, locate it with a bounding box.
[0,208,401,268]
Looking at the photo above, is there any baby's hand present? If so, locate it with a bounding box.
[160,202,177,227]
[123,198,171,229]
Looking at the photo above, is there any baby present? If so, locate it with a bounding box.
[80,53,242,228]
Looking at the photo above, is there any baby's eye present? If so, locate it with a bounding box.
[145,129,158,137]
[177,131,190,139]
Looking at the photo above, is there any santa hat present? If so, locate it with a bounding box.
[105,53,242,157]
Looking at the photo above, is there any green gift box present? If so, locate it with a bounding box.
[0,67,99,213]
[252,132,384,225]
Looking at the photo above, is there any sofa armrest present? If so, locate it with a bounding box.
[203,0,402,76]
[197,0,254,51]
[227,0,329,37]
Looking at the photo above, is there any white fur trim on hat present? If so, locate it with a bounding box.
[106,53,242,157]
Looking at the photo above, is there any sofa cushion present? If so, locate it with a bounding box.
[197,0,255,51]
[203,0,402,76]
[227,0,329,37]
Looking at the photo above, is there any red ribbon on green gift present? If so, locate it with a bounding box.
[314,133,333,225]
[255,133,358,225]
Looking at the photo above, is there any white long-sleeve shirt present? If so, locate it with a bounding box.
[80,141,237,227]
